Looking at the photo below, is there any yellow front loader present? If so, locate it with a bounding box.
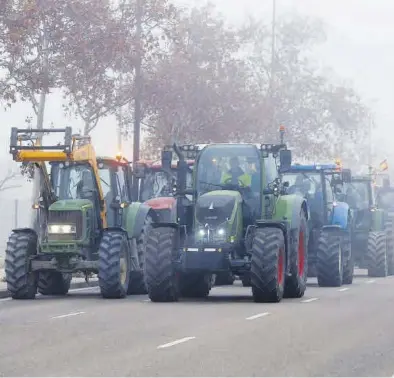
[5,127,155,299]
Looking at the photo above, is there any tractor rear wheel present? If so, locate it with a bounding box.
[367,231,388,277]
[316,231,343,287]
[5,230,38,299]
[284,210,308,298]
[98,231,131,298]
[384,216,394,275]
[38,272,71,295]
[144,226,179,302]
[251,227,285,303]
[180,273,213,298]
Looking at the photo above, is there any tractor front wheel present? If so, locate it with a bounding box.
[180,273,213,298]
[98,231,131,298]
[144,227,179,302]
[38,272,71,295]
[284,210,308,298]
[384,217,394,275]
[316,231,343,287]
[251,227,285,303]
[130,214,153,294]
[5,231,38,299]
[367,231,388,277]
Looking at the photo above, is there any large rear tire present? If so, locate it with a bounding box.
[284,210,308,298]
[38,272,72,295]
[144,226,179,302]
[251,227,285,303]
[5,231,38,299]
[316,231,343,287]
[98,231,131,298]
[367,231,388,277]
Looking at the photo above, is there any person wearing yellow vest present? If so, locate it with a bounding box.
[220,156,251,187]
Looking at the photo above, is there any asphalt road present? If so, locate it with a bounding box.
[0,269,394,377]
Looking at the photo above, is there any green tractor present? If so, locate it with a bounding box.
[5,127,155,299]
[144,135,309,302]
[343,174,394,276]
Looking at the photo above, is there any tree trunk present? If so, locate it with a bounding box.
[30,19,49,232]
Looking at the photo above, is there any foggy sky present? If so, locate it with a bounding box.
[0,0,392,176]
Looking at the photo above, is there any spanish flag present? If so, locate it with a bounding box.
[379,159,388,171]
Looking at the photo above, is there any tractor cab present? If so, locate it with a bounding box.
[343,176,374,230]
[282,162,352,281]
[194,144,263,231]
[137,160,194,203]
[134,159,194,222]
[282,163,348,228]
[48,138,134,239]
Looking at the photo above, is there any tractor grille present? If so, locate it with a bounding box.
[48,210,83,239]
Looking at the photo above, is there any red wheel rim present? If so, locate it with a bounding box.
[298,230,305,276]
[278,247,285,285]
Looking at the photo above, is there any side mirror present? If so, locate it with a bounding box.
[279,149,292,172]
[342,169,352,183]
[161,150,172,172]
[133,162,146,179]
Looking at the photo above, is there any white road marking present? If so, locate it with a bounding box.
[51,311,85,319]
[301,297,319,303]
[338,287,349,292]
[143,299,150,302]
[246,312,270,320]
[366,279,375,284]
[157,336,196,349]
[0,297,11,303]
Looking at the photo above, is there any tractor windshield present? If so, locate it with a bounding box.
[282,172,322,198]
[195,144,261,196]
[140,169,193,202]
[344,181,371,209]
[52,163,96,200]
[377,190,394,210]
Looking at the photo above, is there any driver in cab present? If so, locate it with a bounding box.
[220,156,251,187]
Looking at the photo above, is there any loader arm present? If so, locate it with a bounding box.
[9,127,107,228]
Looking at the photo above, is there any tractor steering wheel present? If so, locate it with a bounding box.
[223,177,246,188]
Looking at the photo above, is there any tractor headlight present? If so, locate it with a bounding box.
[48,224,77,234]
[197,229,206,237]
[214,228,226,242]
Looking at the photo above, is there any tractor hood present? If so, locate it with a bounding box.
[144,197,176,210]
[49,199,93,211]
[46,199,94,243]
[195,190,240,227]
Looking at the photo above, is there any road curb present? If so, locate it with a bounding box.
[0,280,99,299]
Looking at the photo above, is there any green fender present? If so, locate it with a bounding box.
[122,202,155,239]
[272,194,309,231]
[371,208,385,231]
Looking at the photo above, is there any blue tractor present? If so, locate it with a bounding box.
[282,164,354,286]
